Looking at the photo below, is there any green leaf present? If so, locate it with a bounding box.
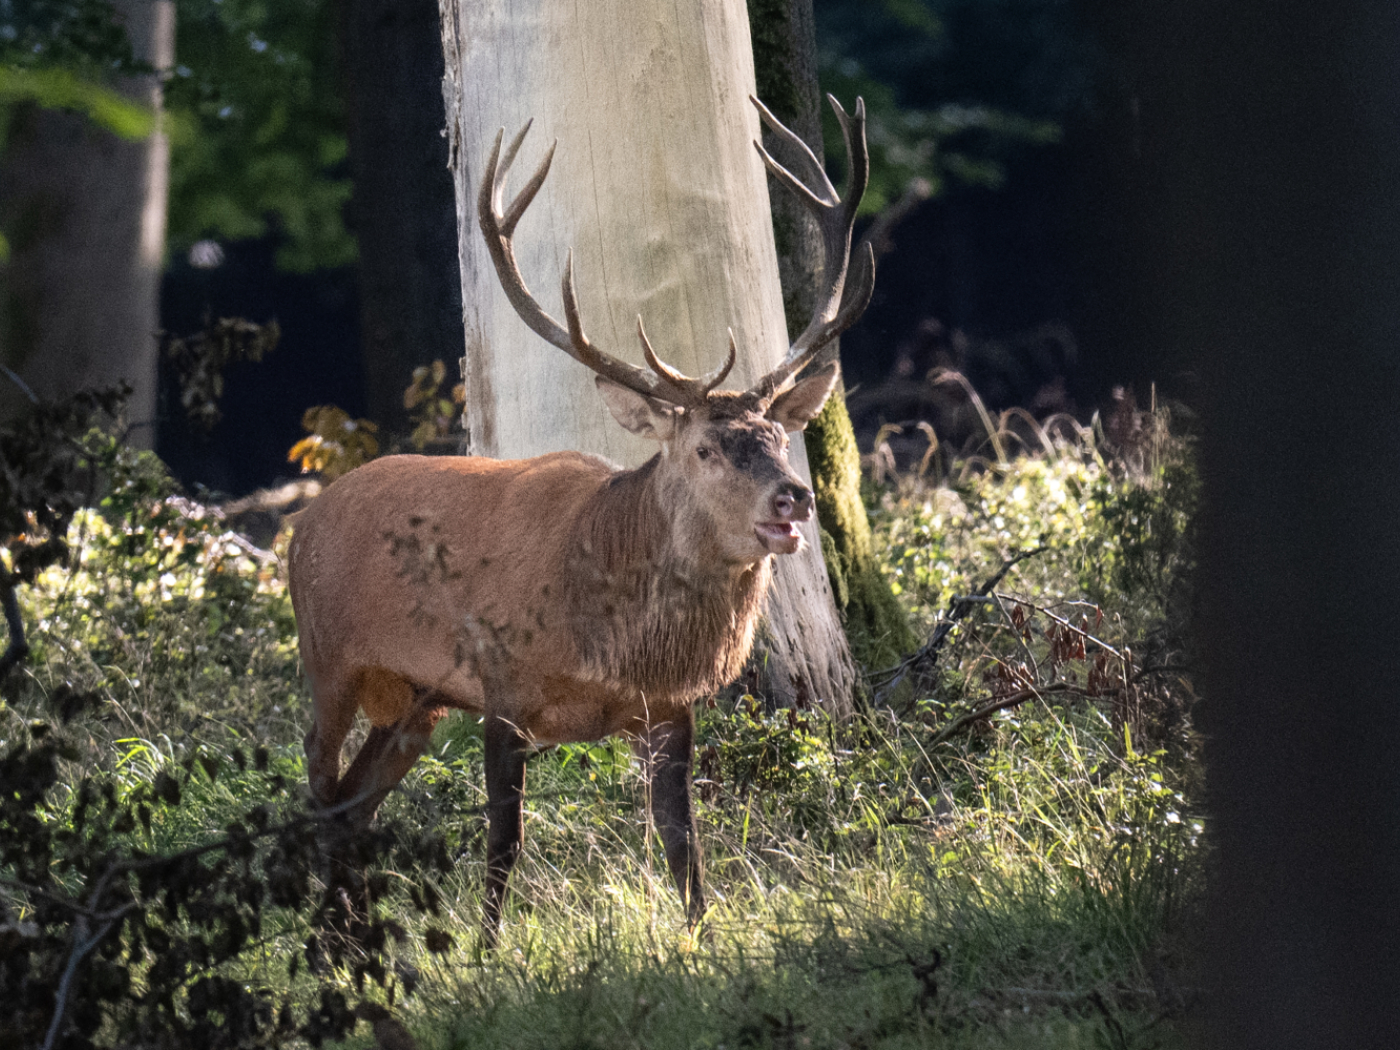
[0,66,155,140]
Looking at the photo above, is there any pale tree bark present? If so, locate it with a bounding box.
[439,0,856,714]
[0,0,172,444]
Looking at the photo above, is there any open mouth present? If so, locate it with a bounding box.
[754,521,802,554]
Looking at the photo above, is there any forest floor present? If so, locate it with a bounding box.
[2,397,1201,1049]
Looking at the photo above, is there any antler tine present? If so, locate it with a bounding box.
[750,95,837,208]
[634,319,738,405]
[478,122,675,402]
[703,330,738,393]
[828,95,870,224]
[749,94,873,401]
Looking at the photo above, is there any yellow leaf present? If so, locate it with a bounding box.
[287,436,318,463]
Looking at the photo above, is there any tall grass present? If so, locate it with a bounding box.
[1,400,1200,1048]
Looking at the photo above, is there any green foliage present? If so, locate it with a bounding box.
[816,0,1084,210]
[879,421,1197,638]
[403,359,466,450]
[0,64,153,138]
[884,452,1101,615]
[1,386,128,586]
[0,1,352,271]
[0,721,457,1048]
[11,429,301,737]
[0,0,141,73]
[1089,455,1199,613]
[165,0,353,271]
[0,2,155,268]
[0,0,155,164]
[820,57,1059,212]
[1,381,1200,1047]
[162,314,281,431]
[1,413,448,1046]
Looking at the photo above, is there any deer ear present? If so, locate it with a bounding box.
[596,377,681,441]
[768,361,840,432]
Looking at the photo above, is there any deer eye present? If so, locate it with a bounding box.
[696,446,713,461]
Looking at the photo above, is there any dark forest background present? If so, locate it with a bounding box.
[152,0,1170,496]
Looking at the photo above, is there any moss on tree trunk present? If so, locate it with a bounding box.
[805,384,917,669]
[747,0,917,673]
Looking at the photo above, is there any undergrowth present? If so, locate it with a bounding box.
[0,386,1200,1048]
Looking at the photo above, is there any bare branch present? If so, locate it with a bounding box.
[0,569,31,681]
[42,909,133,1050]
[871,546,1050,702]
[928,682,1075,747]
[994,593,1125,661]
[1,363,39,404]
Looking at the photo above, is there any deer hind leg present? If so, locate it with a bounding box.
[334,697,442,827]
[318,684,442,933]
[481,714,528,949]
[638,709,706,929]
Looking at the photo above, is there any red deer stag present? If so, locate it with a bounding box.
[288,95,872,946]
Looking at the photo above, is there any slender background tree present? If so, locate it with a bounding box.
[0,0,172,440]
[339,0,462,431]
[747,0,916,672]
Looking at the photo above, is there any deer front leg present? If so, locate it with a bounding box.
[640,707,706,928]
[482,714,528,949]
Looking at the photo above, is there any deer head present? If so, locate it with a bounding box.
[477,95,873,566]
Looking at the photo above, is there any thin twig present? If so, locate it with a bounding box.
[1,362,39,404]
[42,908,134,1050]
[1131,661,1193,683]
[0,876,102,915]
[929,682,1075,747]
[871,547,1049,702]
[994,593,1123,660]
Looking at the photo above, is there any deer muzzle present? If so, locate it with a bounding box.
[755,482,813,555]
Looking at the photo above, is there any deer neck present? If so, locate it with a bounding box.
[563,456,771,699]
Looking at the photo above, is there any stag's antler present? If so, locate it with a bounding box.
[747,94,874,402]
[478,98,871,409]
[478,122,731,408]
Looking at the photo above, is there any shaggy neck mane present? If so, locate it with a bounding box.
[562,456,771,699]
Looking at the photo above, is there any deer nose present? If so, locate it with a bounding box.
[773,483,813,522]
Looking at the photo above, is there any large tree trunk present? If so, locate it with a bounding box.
[1087,1,1400,1045]
[1186,8,1400,1047]
[0,0,172,443]
[340,0,463,432]
[745,0,916,675]
[439,0,855,715]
